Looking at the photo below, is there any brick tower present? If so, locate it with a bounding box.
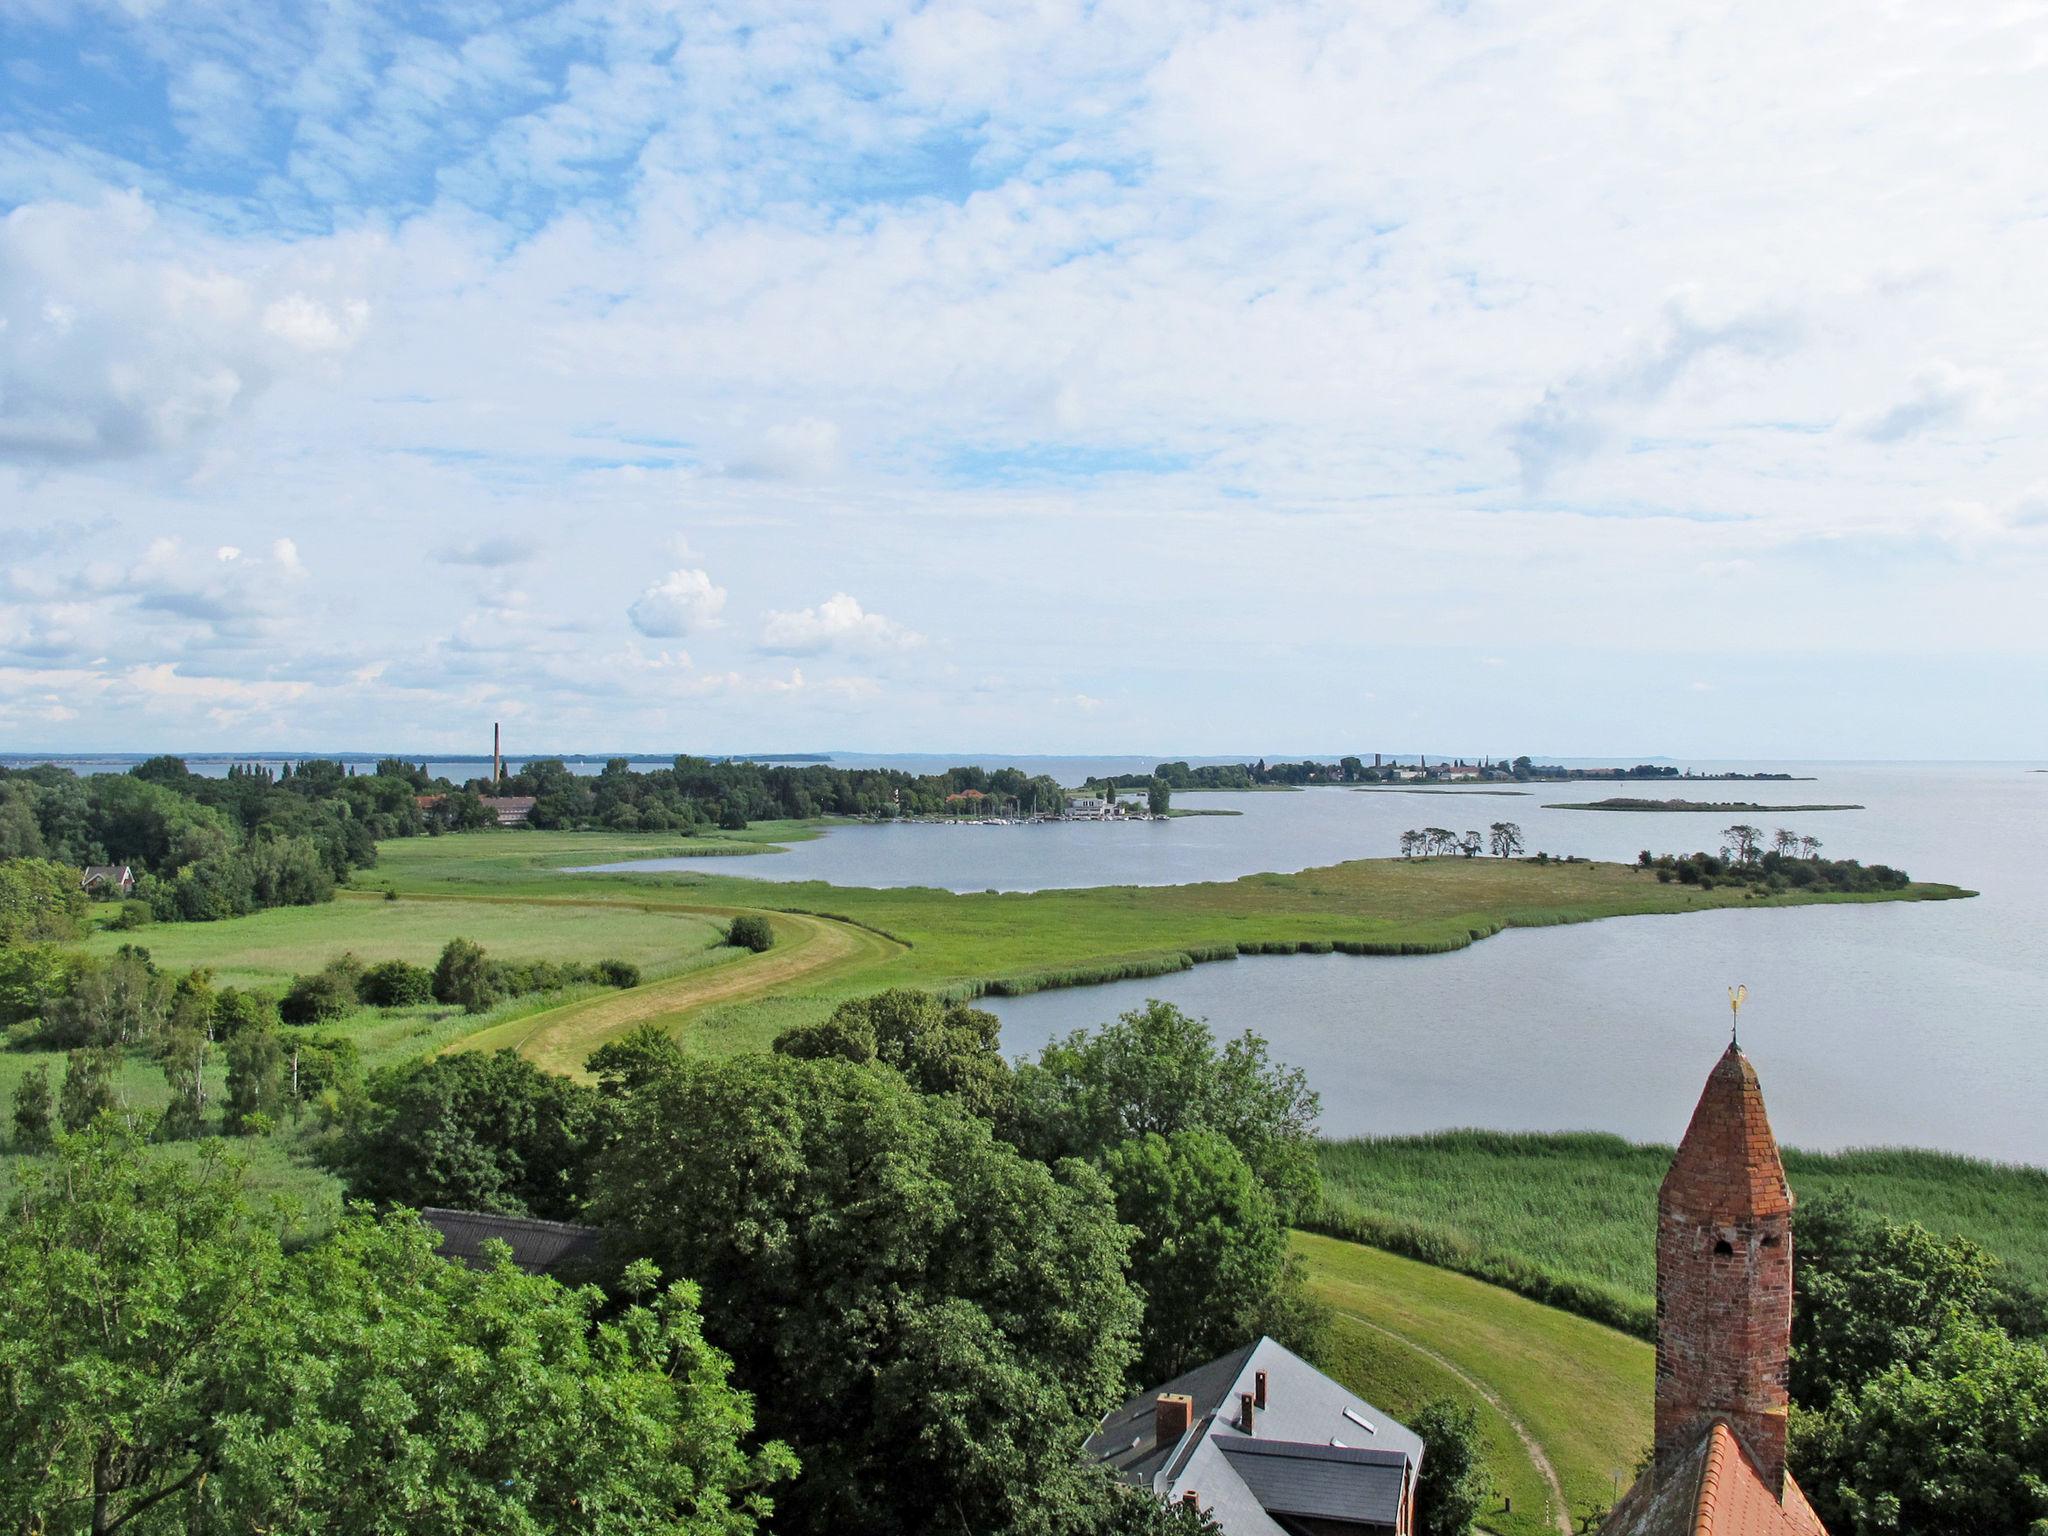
[1653,1042,1794,1495]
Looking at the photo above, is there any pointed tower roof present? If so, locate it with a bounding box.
[1660,1043,1791,1219]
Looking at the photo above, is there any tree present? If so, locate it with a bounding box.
[1722,823,1763,864]
[58,1046,121,1131]
[1002,1000,1321,1222]
[10,1065,53,1152]
[1773,827,1800,857]
[1423,826,1458,858]
[1487,821,1524,858]
[279,956,362,1024]
[357,957,435,1007]
[40,949,170,1048]
[224,1027,285,1132]
[432,936,502,1012]
[1790,1195,2008,1409]
[1413,1398,1492,1536]
[1459,830,1483,859]
[156,1026,212,1138]
[0,1121,789,1536]
[331,1049,601,1219]
[1791,1320,2048,1535]
[0,942,67,1027]
[774,988,1010,1118]
[724,914,775,952]
[1800,835,1823,860]
[592,1053,1141,1536]
[1400,829,1424,859]
[1098,1130,1287,1382]
[1147,779,1171,816]
[0,856,88,944]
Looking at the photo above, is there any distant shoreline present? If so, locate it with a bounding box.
[1547,797,1863,813]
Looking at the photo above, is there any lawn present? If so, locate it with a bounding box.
[1297,1231,1653,1536]
[1313,1131,2048,1335]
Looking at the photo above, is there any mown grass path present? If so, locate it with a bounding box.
[1295,1232,1652,1536]
[435,903,907,1076]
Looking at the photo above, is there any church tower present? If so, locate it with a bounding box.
[1654,1042,1795,1495]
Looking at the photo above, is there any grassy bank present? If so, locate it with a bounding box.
[351,829,1969,1058]
[1298,1231,1652,1536]
[1310,1132,2048,1337]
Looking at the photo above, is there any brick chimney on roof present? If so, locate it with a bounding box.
[1654,1043,1795,1497]
[1154,1394,1193,1448]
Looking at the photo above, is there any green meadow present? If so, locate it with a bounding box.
[1313,1131,2048,1335]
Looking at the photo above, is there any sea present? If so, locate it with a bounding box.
[12,752,2044,1164]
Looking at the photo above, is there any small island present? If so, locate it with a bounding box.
[1547,797,1862,813]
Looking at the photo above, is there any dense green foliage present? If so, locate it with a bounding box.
[331,1049,601,1219]
[1788,1197,2048,1533]
[1312,1131,2048,1337]
[725,914,775,952]
[773,988,1010,1116]
[0,858,88,945]
[1099,1130,1287,1381]
[1412,1398,1492,1536]
[591,1051,1142,1536]
[1641,846,1912,894]
[1005,1001,1322,1222]
[0,1122,789,1535]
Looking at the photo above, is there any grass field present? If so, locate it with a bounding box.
[1298,1231,1652,1536]
[1313,1131,2048,1335]
[352,828,1969,1060]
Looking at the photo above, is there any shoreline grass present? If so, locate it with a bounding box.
[1308,1131,2048,1338]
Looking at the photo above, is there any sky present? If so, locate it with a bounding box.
[1,1,2044,759]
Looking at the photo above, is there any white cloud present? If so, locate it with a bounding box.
[629,567,728,638]
[760,593,924,656]
[729,418,844,481]
[0,193,372,463]
[1857,362,1987,444]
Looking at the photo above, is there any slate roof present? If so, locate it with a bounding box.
[1603,1422,1828,1536]
[420,1208,605,1279]
[1087,1337,1422,1534]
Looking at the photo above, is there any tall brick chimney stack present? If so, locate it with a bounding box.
[1654,1043,1794,1497]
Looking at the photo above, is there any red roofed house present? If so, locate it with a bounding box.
[1601,1044,1828,1536]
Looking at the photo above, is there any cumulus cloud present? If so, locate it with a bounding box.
[629,567,728,637]
[759,593,924,656]
[0,193,370,463]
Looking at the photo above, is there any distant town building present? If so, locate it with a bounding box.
[1087,1337,1422,1534]
[479,795,538,826]
[79,864,135,896]
[1601,1045,1828,1536]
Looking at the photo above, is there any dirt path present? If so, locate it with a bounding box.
[447,910,903,1076]
[1330,1305,1573,1536]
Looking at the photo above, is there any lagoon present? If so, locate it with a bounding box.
[686,762,2045,1165]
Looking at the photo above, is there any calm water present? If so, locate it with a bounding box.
[614,763,2046,1163]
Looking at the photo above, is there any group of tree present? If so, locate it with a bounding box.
[316,993,1426,1534]
[1,763,356,924]
[1787,1195,2048,1533]
[1398,822,1523,859]
[1637,842,1909,894]
[0,1119,791,1533]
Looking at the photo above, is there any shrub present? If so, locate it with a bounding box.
[212,988,279,1039]
[109,901,151,931]
[280,958,363,1025]
[431,939,501,1013]
[594,959,641,988]
[356,960,435,1009]
[725,915,774,952]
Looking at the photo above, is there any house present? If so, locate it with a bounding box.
[1086,1337,1423,1534]
[1600,1045,1829,1536]
[1068,795,1110,818]
[419,1208,605,1280]
[478,795,538,826]
[80,864,135,896]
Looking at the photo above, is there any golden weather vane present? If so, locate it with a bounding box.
[1728,984,1748,1046]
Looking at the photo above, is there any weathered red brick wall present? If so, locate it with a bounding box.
[1653,1046,1793,1495]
